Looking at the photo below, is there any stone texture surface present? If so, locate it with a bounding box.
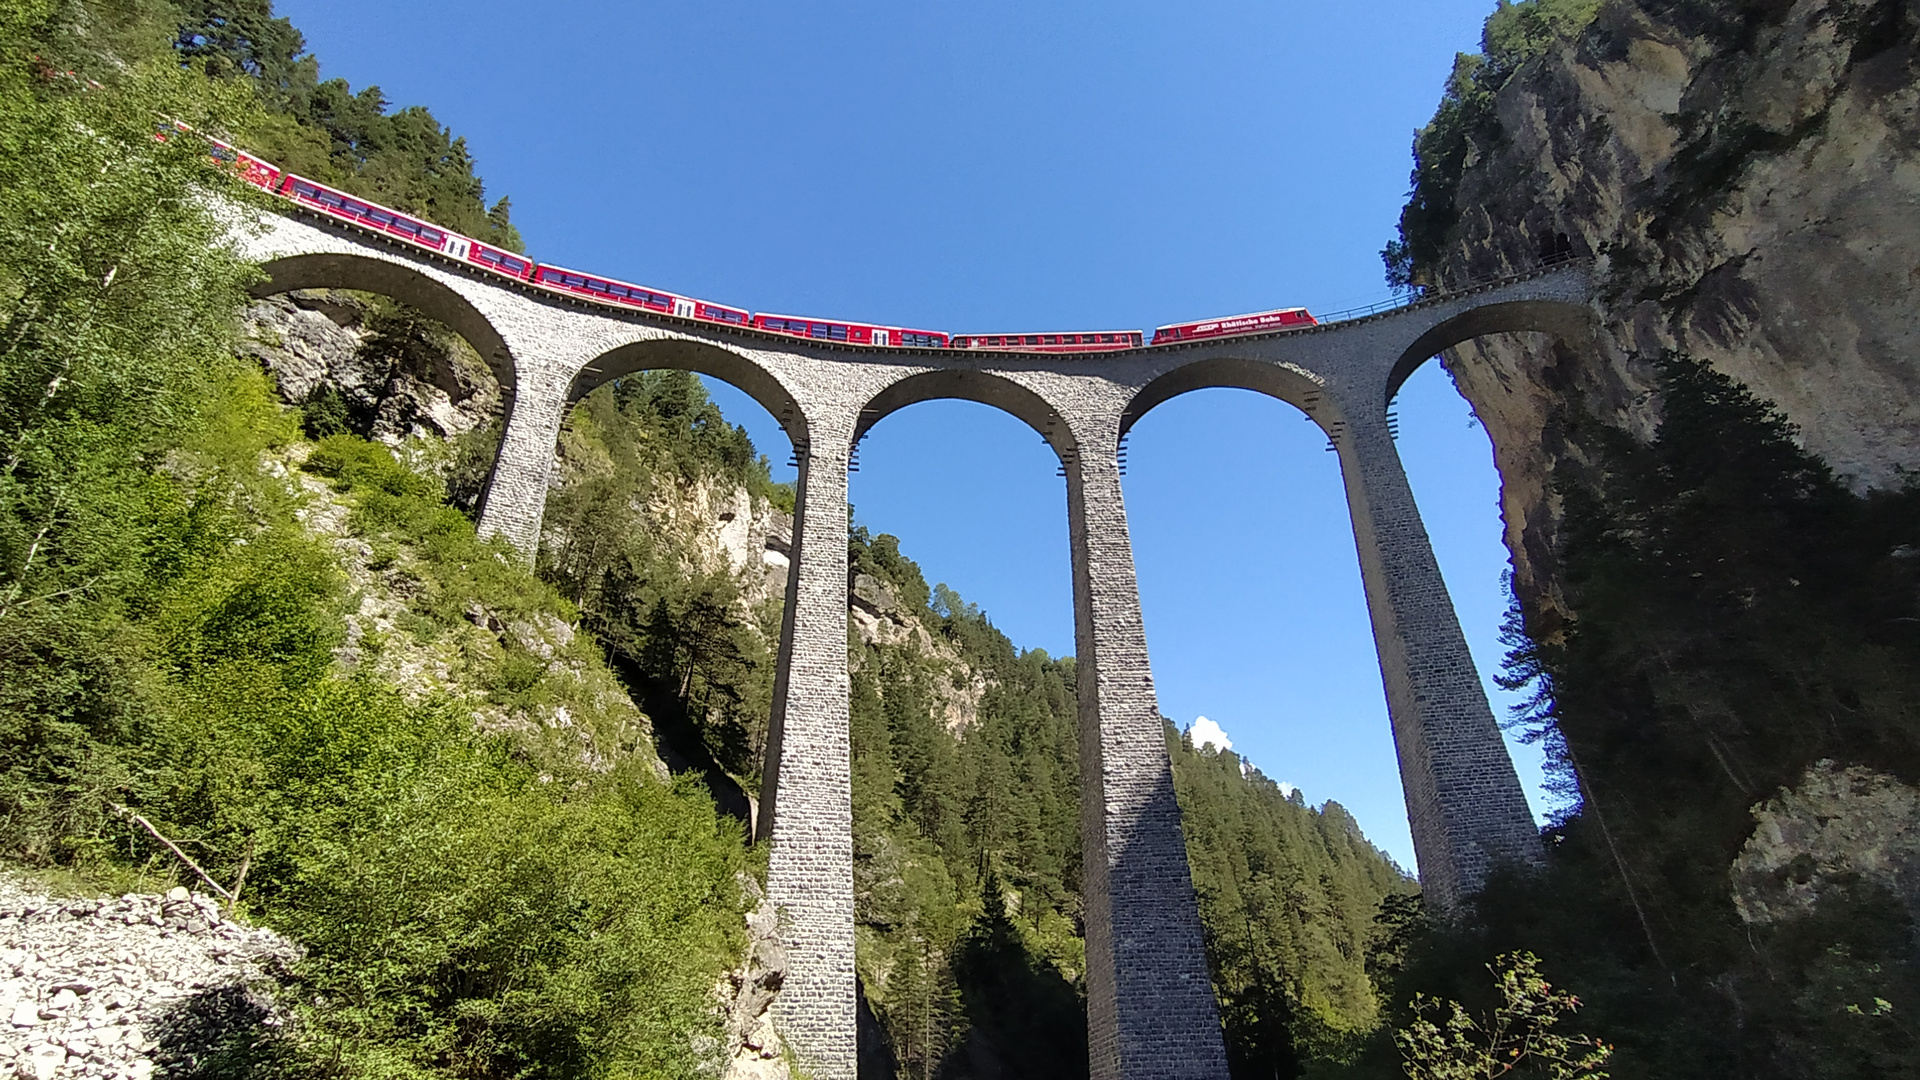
[1067,415,1230,1080]
[0,876,298,1080]
[235,205,1590,1079]
[718,879,793,1080]
[1335,413,1543,909]
[1732,760,1920,927]
[760,426,858,1079]
[242,290,502,443]
[1423,0,1920,620]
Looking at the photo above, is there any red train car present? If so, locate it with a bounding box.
[1152,306,1316,345]
[950,330,1142,353]
[752,313,947,349]
[465,240,536,281]
[277,173,535,281]
[533,264,749,325]
[205,137,281,191]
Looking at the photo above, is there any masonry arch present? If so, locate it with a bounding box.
[1119,356,1344,443]
[856,368,1080,462]
[252,252,518,394]
[1385,298,1593,405]
[569,337,809,453]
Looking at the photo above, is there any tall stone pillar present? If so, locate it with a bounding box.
[475,353,578,557]
[1067,422,1230,1080]
[758,420,856,1080]
[1332,403,1540,910]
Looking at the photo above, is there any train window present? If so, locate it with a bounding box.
[565,275,585,287]
[829,325,848,341]
[587,280,608,292]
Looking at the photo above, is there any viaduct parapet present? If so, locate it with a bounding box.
[235,204,1591,1080]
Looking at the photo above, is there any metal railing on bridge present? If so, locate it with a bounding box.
[1312,252,1587,328]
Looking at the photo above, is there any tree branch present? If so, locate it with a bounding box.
[108,802,235,902]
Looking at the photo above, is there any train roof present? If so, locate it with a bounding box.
[953,329,1141,337]
[1154,306,1311,330]
[754,312,939,330]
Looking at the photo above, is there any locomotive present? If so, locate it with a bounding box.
[205,135,1317,351]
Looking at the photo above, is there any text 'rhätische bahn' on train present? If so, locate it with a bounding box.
[206,134,1320,351]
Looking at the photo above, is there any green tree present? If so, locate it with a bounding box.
[1396,952,1612,1080]
[173,0,525,251]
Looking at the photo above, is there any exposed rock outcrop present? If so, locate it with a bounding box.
[1732,759,1920,926]
[0,876,298,1080]
[243,290,503,444]
[1424,0,1920,615]
[847,573,986,733]
[717,880,791,1080]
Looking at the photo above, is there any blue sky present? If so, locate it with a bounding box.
[278,0,1550,868]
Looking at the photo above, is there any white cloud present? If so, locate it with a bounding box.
[1188,716,1232,753]
[1278,781,1298,799]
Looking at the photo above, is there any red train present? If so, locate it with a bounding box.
[536,263,749,325]
[951,330,1143,353]
[1152,306,1317,344]
[200,132,1316,351]
[752,313,947,349]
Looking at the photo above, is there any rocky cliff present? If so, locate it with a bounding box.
[1419,0,1920,617]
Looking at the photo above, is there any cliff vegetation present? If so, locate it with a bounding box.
[1358,2,1920,1078]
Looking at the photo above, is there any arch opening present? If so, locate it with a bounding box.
[253,252,517,395]
[541,361,800,831]
[841,381,1087,1079]
[1121,385,1421,1067]
[855,368,1079,461]
[570,337,807,457]
[1385,298,1592,404]
[1120,355,1339,444]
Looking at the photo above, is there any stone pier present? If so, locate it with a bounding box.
[236,201,1594,1080]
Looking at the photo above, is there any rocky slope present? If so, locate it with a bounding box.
[0,876,298,1080]
[1420,0,1920,617]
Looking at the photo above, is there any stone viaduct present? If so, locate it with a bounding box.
[234,203,1593,1080]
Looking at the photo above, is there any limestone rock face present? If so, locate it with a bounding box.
[1732,760,1920,925]
[846,572,986,733]
[242,290,503,444]
[717,879,792,1080]
[1426,0,1920,615]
